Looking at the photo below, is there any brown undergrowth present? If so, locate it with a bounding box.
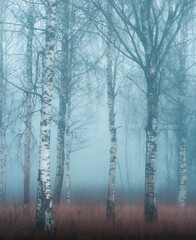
[0,203,195,239]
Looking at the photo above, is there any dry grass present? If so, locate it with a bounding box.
[0,203,195,239]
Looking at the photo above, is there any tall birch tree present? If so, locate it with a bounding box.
[92,0,192,221]
[106,0,117,220]
[177,23,188,206]
[35,0,57,232]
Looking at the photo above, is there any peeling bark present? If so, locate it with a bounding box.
[36,0,57,232]
[106,0,117,220]
[145,73,158,222]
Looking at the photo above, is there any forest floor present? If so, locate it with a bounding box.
[0,203,195,240]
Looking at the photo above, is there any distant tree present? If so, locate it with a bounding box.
[24,0,34,205]
[65,89,71,204]
[176,23,188,206]
[53,0,69,205]
[0,0,47,206]
[0,0,5,205]
[53,0,97,205]
[159,11,193,205]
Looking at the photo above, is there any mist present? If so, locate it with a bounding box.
[0,0,196,239]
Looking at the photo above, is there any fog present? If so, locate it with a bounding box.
[1,1,196,236]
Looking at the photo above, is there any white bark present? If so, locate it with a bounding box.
[145,113,157,221]
[24,0,34,205]
[106,0,117,220]
[145,72,158,222]
[36,0,57,232]
[177,25,187,206]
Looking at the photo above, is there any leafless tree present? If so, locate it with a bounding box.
[91,0,193,221]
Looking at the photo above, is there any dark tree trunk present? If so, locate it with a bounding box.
[24,0,34,205]
[53,0,69,205]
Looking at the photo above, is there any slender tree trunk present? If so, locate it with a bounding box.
[2,106,6,205]
[64,0,73,205]
[106,1,117,220]
[53,86,66,204]
[35,0,56,232]
[165,130,171,195]
[124,120,130,190]
[53,0,69,205]
[0,0,4,205]
[177,26,187,206]
[145,74,158,222]
[24,0,34,205]
[65,92,71,204]
[3,25,7,204]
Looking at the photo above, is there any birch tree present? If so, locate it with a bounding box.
[35,0,57,232]
[53,0,88,204]
[106,0,117,220]
[92,0,192,221]
[177,23,188,206]
[24,0,34,205]
[163,11,192,206]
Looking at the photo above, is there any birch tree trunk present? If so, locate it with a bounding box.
[177,25,187,206]
[0,0,4,205]
[145,75,158,222]
[24,0,34,205]
[53,0,69,204]
[65,91,71,204]
[106,1,117,220]
[94,0,189,223]
[35,0,57,232]
[140,0,158,222]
